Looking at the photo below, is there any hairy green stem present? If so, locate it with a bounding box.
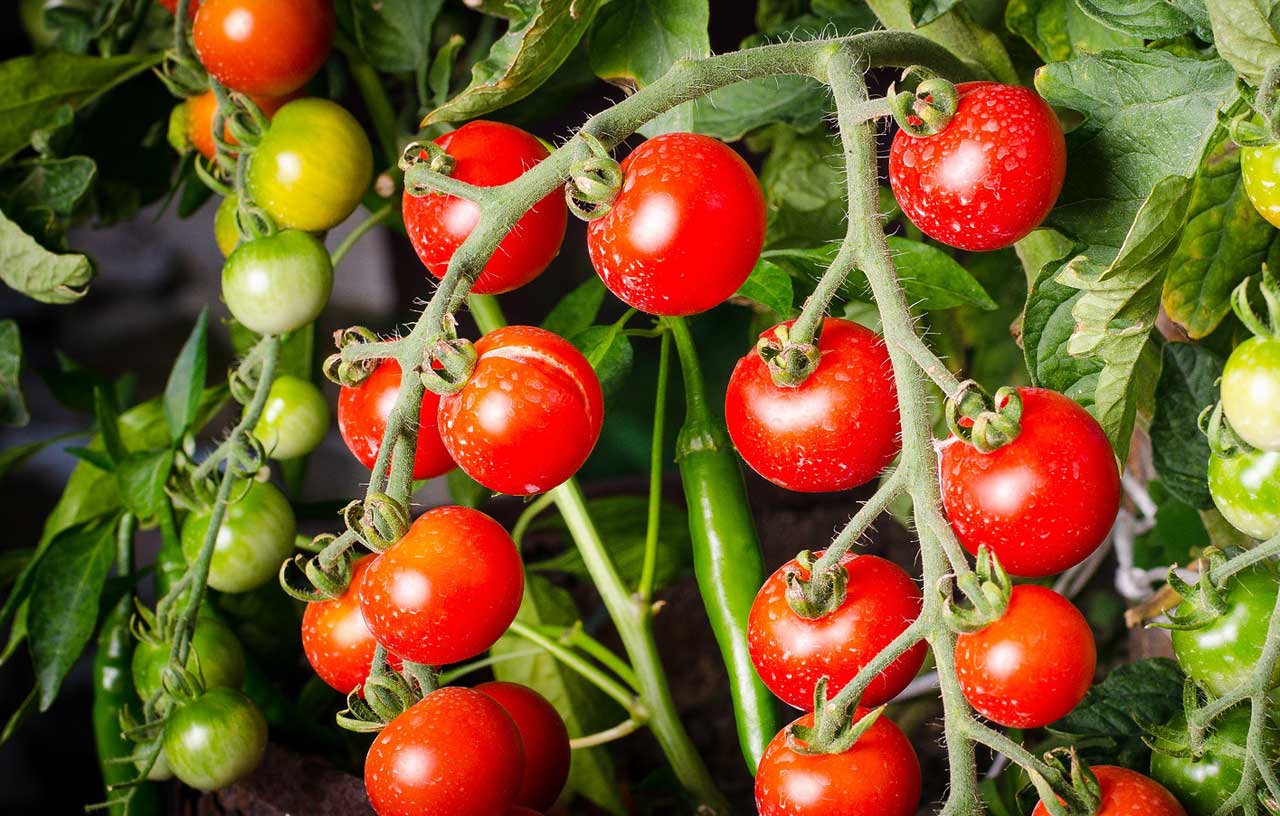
[331,203,393,268]
[638,330,671,601]
[812,468,906,573]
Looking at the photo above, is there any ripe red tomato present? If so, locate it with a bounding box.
[338,359,455,481]
[403,121,566,295]
[159,0,199,17]
[726,318,900,492]
[438,326,603,495]
[365,687,525,816]
[748,552,926,711]
[939,387,1119,578]
[193,0,334,97]
[955,584,1095,728]
[476,682,571,810]
[359,507,524,665]
[184,89,297,161]
[301,555,403,695]
[586,132,765,315]
[888,82,1066,252]
[755,710,921,816]
[1032,765,1186,816]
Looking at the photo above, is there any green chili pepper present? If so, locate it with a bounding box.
[93,514,163,816]
[666,317,778,771]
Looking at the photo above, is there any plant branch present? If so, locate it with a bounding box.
[507,621,642,715]
[331,203,393,268]
[638,330,671,602]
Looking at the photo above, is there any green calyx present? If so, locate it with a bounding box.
[565,133,623,221]
[401,141,457,195]
[945,382,1023,453]
[1200,401,1255,458]
[888,66,960,137]
[788,693,885,756]
[419,337,478,395]
[941,545,1012,634]
[1028,748,1103,816]
[784,550,850,619]
[279,535,357,602]
[756,323,822,388]
[1155,549,1231,631]
[1232,267,1280,340]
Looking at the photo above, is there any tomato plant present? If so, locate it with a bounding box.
[162,688,268,792]
[476,681,572,810]
[1171,568,1280,698]
[181,479,297,593]
[337,358,454,481]
[193,0,334,97]
[1149,707,1268,816]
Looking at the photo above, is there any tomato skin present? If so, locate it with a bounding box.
[476,682,571,810]
[586,132,765,316]
[163,687,268,792]
[184,89,296,161]
[755,710,921,816]
[252,374,329,460]
[180,479,296,594]
[359,506,524,665]
[404,121,566,295]
[889,82,1066,252]
[221,229,333,336]
[1032,766,1186,816]
[214,195,240,257]
[748,552,926,711]
[1171,568,1280,697]
[1150,708,1268,816]
[939,387,1120,578]
[247,98,373,232]
[1242,143,1280,229]
[725,318,900,492]
[365,686,525,816]
[955,584,1095,728]
[337,359,454,481]
[301,555,405,695]
[1221,336,1280,452]
[438,326,604,496]
[133,617,246,701]
[1208,448,1280,539]
[193,0,333,96]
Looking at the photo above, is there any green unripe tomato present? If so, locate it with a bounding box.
[1171,568,1280,697]
[214,195,240,257]
[221,230,332,336]
[1209,448,1280,539]
[1221,336,1280,451]
[139,748,173,781]
[247,98,373,232]
[132,616,246,702]
[181,480,296,593]
[1150,707,1274,816]
[252,375,329,460]
[1243,142,1280,229]
[162,687,267,792]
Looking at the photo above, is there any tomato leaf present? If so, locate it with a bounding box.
[163,308,209,443]
[1073,0,1197,38]
[911,0,963,27]
[886,237,997,311]
[423,0,606,126]
[335,0,445,75]
[0,432,83,481]
[863,0,1018,83]
[757,127,847,247]
[0,320,28,427]
[1204,0,1280,83]
[1133,480,1211,567]
[116,449,175,522]
[734,258,794,318]
[0,208,92,304]
[1023,254,1104,407]
[690,76,832,142]
[1150,342,1222,509]
[446,469,490,509]
[28,514,119,709]
[490,575,626,815]
[1006,0,1141,62]
[541,276,607,339]
[571,324,634,400]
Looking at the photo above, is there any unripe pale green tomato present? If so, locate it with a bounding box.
[1150,707,1274,816]
[221,230,332,336]
[181,480,296,593]
[1209,448,1280,539]
[138,748,173,781]
[246,98,373,232]
[1242,142,1280,229]
[214,195,240,257]
[162,687,267,792]
[1171,568,1280,697]
[131,616,246,701]
[1221,336,1280,451]
[252,375,329,460]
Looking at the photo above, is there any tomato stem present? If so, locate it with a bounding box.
[636,330,671,603]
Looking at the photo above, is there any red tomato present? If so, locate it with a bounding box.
[586,132,765,315]
[193,0,334,97]
[1032,765,1186,816]
[403,121,566,295]
[365,687,524,816]
[337,359,454,482]
[438,326,603,495]
[955,584,1095,729]
[755,711,921,816]
[748,552,926,711]
[301,555,404,695]
[159,0,200,17]
[359,507,523,665]
[939,387,1119,578]
[476,682,571,810]
[888,82,1066,252]
[726,318,900,493]
[184,89,297,161]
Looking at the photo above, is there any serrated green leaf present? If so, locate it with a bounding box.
[689,76,832,142]
[542,276,607,339]
[1023,255,1104,405]
[0,321,27,427]
[571,324,633,399]
[1006,0,1141,61]
[758,127,847,247]
[887,237,997,311]
[1204,0,1280,83]
[336,0,444,74]
[1133,480,1211,567]
[1150,343,1222,508]
[865,0,1018,83]
[163,308,208,442]
[0,208,91,304]
[1074,0,1196,38]
[116,449,174,521]
[734,258,794,317]
[0,432,81,480]
[93,386,124,465]
[531,496,693,589]
[424,0,605,125]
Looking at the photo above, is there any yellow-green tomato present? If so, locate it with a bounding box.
[252,375,329,460]
[214,195,240,257]
[1243,142,1280,228]
[181,480,296,593]
[162,688,267,792]
[1221,336,1280,451]
[221,230,332,336]
[1209,448,1280,539]
[246,98,372,232]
